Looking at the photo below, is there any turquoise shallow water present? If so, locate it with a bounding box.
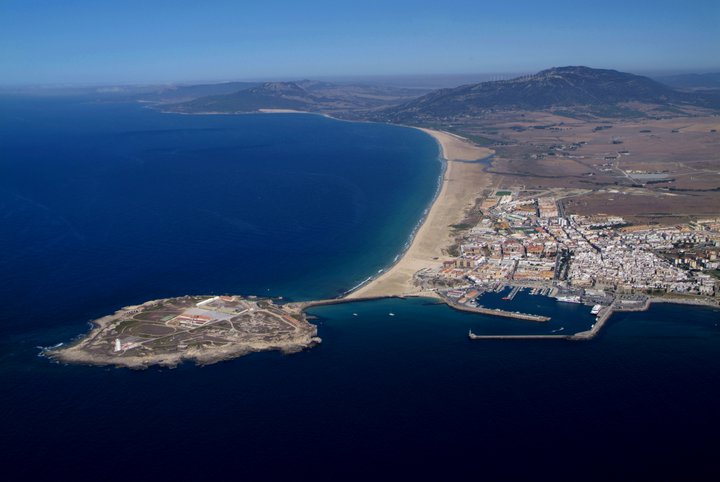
[1,96,719,481]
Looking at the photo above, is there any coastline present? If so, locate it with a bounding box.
[43,107,720,367]
[47,117,503,368]
[150,104,494,302]
[346,128,494,299]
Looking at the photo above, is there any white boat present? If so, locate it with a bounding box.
[556,295,581,304]
[591,304,602,315]
[388,313,395,317]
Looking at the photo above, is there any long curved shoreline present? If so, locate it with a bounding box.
[153,108,474,300]
[346,128,494,299]
[338,128,449,297]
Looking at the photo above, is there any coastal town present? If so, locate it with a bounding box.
[413,188,719,335]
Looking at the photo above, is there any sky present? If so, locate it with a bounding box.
[1,0,719,85]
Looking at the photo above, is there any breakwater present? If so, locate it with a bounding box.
[446,300,551,322]
[469,331,568,340]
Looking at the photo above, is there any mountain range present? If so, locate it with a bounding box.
[158,66,720,120]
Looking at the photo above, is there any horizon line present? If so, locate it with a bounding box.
[2,65,720,90]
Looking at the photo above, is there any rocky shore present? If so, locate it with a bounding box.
[48,295,321,369]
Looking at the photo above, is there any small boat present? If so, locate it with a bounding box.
[388,312,395,317]
[352,313,358,316]
[591,304,602,315]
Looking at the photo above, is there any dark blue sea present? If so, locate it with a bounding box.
[1,96,720,481]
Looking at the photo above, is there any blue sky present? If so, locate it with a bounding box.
[1,0,719,85]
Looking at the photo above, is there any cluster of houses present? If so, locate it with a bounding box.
[415,190,719,298]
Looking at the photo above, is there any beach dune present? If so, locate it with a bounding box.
[347,129,494,299]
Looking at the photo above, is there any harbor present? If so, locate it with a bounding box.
[461,285,599,337]
[468,295,719,341]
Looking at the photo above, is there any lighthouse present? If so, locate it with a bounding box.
[114,338,122,352]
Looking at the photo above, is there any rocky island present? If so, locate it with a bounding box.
[50,295,321,369]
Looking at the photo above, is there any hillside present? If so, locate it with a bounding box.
[135,81,262,103]
[375,66,712,122]
[163,80,429,115]
[166,81,318,113]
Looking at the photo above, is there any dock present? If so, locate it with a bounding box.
[447,300,550,322]
[568,304,615,340]
[502,286,521,301]
[468,330,568,340]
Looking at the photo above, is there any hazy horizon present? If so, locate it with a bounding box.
[4,66,720,93]
[2,0,719,86]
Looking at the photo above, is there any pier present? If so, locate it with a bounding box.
[502,286,521,301]
[569,304,615,340]
[468,330,568,340]
[447,300,550,322]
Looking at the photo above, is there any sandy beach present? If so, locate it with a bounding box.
[347,128,494,299]
[257,108,310,114]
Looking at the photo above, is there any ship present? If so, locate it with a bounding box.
[591,304,602,315]
[556,295,582,304]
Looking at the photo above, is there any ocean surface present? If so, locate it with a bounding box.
[1,96,720,480]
